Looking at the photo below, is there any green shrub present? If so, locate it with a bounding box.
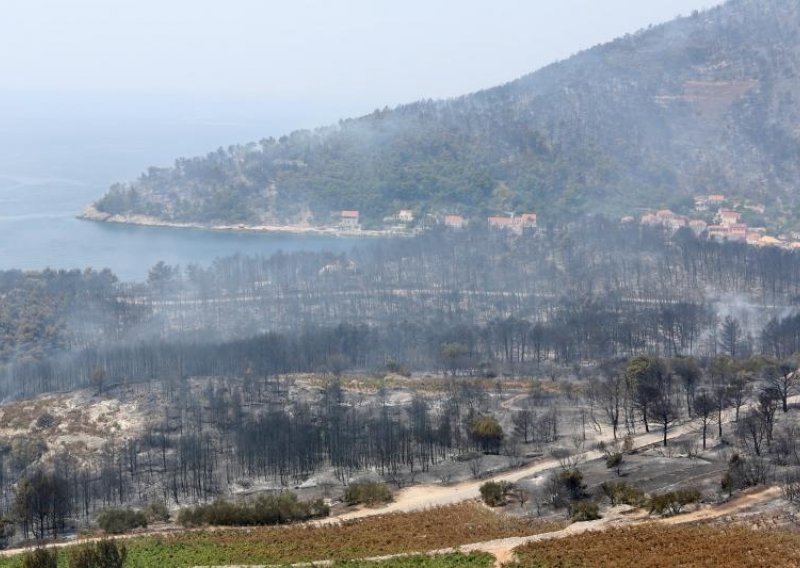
[143,501,171,523]
[344,481,393,507]
[559,469,588,501]
[21,548,58,568]
[178,492,329,527]
[384,360,411,377]
[600,481,646,507]
[0,517,15,549]
[68,540,127,568]
[469,416,504,454]
[96,508,148,534]
[605,452,624,475]
[479,481,514,507]
[570,500,601,522]
[648,487,701,516]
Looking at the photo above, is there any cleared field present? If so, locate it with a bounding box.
[515,523,800,568]
[0,503,561,568]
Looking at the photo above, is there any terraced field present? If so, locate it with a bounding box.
[514,523,800,568]
[0,504,560,568]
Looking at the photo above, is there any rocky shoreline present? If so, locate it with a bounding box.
[77,205,396,238]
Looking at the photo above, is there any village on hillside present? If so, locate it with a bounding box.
[336,195,797,252]
[630,194,800,251]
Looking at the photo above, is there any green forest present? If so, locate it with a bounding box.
[93,0,800,228]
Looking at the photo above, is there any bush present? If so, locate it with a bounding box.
[648,487,701,516]
[559,469,588,501]
[344,480,393,507]
[479,481,514,507]
[21,549,58,568]
[0,517,15,549]
[35,413,55,430]
[178,492,329,527]
[470,416,504,454]
[570,500,601,522]
[384,360,411,377]
[606,452,624,475]
[722,454,773,496]
[68,540,127,568]
[96,508,148,534]
[143,501,171,523]
[600,481,646,507]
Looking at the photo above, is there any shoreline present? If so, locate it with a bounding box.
[77,205,402,238]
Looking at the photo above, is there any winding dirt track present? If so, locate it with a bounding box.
[332,420,706,522]
[188,487,782,568]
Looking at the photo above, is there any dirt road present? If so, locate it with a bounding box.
[333,420,701,522]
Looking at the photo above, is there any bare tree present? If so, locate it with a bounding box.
[764,359,798,413]
[693,390,716,450]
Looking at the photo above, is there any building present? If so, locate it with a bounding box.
[728,224,747,243]
[488,214,538,235]
[746,228,767,244]
[707,194,726,205]
[339,210,360,230]
[665,216,688,231]
[656,209,675,219]
[397,210,414,223]
[694,196,709,211]
[717,209,741,227]
[517,213,538,228]
[488,216,514,230]
[689,219,708,235]
[641,213,660,226]
[444,215,466,229]
[707,225,728,242]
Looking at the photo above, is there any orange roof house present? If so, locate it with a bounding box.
[489,213,537,234]
[339,210,360,230]
[444,215,465,229]
[488,216,513,228]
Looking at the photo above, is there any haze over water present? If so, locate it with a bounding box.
[0,94,364,281]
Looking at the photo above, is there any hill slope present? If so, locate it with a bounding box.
[90,0,800,227]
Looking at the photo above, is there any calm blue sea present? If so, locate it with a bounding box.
[0,93,368,281]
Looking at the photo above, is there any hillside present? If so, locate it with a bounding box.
[88,0,800,228]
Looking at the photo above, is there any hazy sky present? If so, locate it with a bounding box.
[1,0,722,108]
